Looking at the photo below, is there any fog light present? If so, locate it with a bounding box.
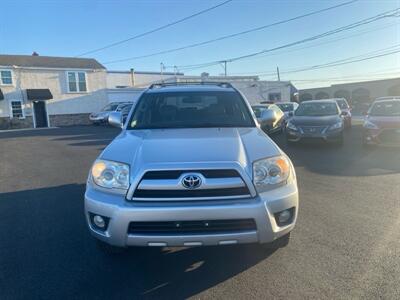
[274,208,294,226]
[278,210,291,223]
[89,213,110,231]
[93,215,105,228]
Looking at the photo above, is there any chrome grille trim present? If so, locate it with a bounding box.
[138,176,245,190]
[131,169,252,201]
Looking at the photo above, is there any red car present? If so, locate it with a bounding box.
[363,98,400,146]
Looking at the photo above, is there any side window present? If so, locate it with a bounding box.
[1,70,13,85]
[10,101,24,119]
[67,71,87,92]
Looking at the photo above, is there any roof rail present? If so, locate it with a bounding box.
[148,81,233,89]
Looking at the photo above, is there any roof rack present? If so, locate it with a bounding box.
[148,81,233,89]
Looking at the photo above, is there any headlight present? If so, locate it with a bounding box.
[91,159,130,190]
[329,121,343,131]
[286,121,298,131]
[253,156,291,191]
[363,120,379,130]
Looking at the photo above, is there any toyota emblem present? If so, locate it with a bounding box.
[182,174,202,189]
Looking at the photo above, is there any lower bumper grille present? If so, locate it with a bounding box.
[299,126,327,135]
[128,219,257,235]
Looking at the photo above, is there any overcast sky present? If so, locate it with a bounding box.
[0,0,399,88]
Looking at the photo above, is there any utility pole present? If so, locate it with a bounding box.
[160,62,164,76]
[276,66,281,81]
[160,62,165,83]
[223,60,227,77]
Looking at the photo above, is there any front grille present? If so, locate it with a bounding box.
[141,169,240,180]
[133,187,250,198]
[128,219,257,235]
[379,129,400,144]
[132,169,251,200]
[299,126,326,135]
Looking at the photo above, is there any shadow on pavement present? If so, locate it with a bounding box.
[272,126,400,177]
[0,184,276,299]
[0,126,120,148]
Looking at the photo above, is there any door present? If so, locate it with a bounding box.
[33,101,48,128]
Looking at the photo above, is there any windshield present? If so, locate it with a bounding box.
[128,91,255,129]
[295,102,338,116]
[101,104,119,111]
[369,101,400,116]
[336,99,349,109]
[276,103,294,112]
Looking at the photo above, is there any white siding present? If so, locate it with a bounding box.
[1,68,108,117]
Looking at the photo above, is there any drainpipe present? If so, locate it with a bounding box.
[130,68,135,87]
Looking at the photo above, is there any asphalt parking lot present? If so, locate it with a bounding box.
[1,125,399,299]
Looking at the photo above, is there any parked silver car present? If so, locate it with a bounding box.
[252,104,285,134]
[85,83,298,252]
[89,102,132,125]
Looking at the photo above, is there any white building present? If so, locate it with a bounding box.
[163,75,297,104]
[106,72,298,105]
[0,54,108,129]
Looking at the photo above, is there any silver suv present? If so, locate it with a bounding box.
[85,83,298,252]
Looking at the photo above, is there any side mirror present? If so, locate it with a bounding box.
[108,112,123,128]
[259,109,277,125]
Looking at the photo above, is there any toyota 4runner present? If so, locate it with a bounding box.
[85,82,298,252]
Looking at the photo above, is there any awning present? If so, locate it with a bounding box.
[26,89,53,100]
[0,89,4,100]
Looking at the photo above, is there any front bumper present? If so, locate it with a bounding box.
[286,128,343,142]
[363,128,400,146]
[84,181,298,247]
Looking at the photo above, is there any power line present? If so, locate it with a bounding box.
[174,8,400,71]
[230,21,399,68]
[75,0,234,57]
[280,46,400,76]
[102,0,358,65]
[236,44,400,77]
[244,45,400,80]
[197,21,399,75]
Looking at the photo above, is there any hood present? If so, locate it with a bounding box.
[367,116,400,128]
[101,128,281,176]
[291,115,341,126]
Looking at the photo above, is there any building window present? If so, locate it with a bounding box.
[10,101,24,119]
[0,70,13,85]
[67,71,87,92]
[269,92,281,102]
